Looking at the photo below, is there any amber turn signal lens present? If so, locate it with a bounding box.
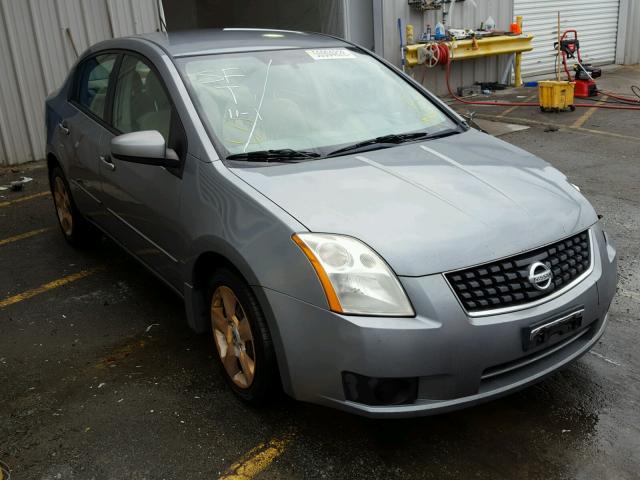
[292,234,344,313]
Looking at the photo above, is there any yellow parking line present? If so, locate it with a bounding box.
[498,94,537,117]
[0,267,103,309]
[572,95,608,128]
[497,104,520,117]
[0,459,8,480]
[0,191,50,208]
[219,434,292,480]
[0,227,53,247]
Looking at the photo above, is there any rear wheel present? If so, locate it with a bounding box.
[207,269,278,404]
[50,166,100,247]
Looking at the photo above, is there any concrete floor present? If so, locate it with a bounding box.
[0,65,639,480]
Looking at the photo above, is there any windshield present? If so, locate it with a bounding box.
[178,47,458,157]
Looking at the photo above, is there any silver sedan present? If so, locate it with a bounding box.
[45,29,617,417]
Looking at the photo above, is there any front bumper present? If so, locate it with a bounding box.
[263,224,617,418]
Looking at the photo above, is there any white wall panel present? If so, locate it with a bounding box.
[616,0,640,65]
[624,0,640,64]
[0,0,162,166]
[514,0,620,77]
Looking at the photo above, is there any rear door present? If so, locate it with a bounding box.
[66,53,119,219]
[98,53,187,288]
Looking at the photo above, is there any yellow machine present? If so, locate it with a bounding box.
[538,80,576,112]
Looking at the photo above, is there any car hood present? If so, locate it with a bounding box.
[230,129,597,276]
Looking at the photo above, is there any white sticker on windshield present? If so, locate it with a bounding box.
[305,48,356,60]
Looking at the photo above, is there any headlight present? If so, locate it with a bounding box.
[292,233,414,316]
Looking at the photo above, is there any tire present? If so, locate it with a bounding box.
[49,166,100,247]
[206,268,279,404]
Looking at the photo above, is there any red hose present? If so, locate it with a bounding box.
[598,90,640,104]
[440,45,640,111]
[574,103,640,110]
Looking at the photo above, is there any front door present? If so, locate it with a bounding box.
[99,54,187,288]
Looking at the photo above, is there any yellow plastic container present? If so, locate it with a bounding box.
[538,81,576,112]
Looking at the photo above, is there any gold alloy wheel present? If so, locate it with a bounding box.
[53,176,73,236]
[211,285,256,388]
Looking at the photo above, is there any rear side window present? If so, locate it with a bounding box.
[75,53,118,119]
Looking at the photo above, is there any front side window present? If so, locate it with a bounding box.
[112,55,172,141]
[178,47,457,156]
[76,53,118,119]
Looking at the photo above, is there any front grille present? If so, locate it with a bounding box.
[445,230,591,314]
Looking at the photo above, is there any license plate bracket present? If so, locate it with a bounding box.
[522,308,584,351]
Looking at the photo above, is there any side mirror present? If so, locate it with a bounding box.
[110,130,180,168]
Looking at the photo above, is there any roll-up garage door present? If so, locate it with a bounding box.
[514,0,620,77]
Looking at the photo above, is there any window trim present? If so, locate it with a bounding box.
[70,51,122,131]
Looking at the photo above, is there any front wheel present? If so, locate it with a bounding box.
[207,269,279,404]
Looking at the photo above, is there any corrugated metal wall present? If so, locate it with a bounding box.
[380,0,514,95]
[618,0,640,65]
[0,0,162,166]
[514,0,620,77]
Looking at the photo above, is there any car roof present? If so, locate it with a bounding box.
[133,28,350,58]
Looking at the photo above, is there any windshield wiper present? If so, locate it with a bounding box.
[226,149,320,162]
[326,132,431,157]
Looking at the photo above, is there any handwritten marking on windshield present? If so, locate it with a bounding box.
[228,108,263,121]
[197,67,245,84]
[197,67,246,105]
[221,67,244,82]
[215,85,240,104]
[243,59,272,152]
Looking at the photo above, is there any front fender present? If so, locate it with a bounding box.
[179,158,331,332]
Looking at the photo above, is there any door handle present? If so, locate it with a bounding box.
[58,122,70,136]
[100,155,116,171]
